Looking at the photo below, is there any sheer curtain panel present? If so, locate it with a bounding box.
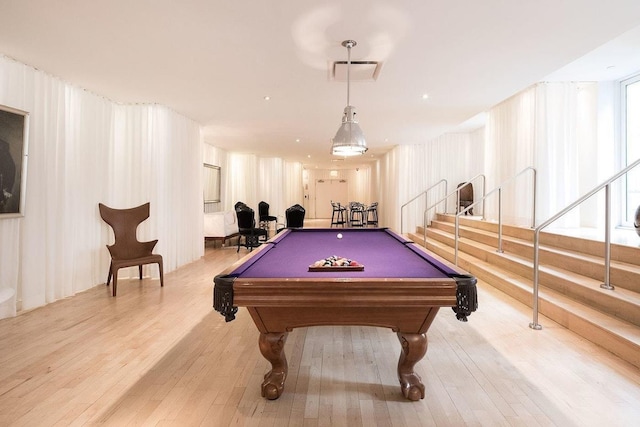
[0,55,202,318]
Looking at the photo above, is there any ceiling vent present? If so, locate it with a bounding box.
[331,61,382,82]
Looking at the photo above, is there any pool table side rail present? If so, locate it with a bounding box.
[231,277,458,307]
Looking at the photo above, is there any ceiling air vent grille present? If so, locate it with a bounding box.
[332,61,382,82]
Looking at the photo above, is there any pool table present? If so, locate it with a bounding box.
[213,227,477,401]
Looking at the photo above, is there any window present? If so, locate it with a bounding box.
[622,74,640,226]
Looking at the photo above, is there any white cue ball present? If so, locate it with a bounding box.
[337,233,343,239]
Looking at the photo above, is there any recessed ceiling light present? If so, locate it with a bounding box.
[422,93,429,100]
[296,138,301,143]
[307,155,311,158]
[264,96,271,101]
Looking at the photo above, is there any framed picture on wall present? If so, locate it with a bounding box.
[203,163,221,204]
[0,104,29,218]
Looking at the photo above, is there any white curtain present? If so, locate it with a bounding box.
[484,86,537,226]
[379,131,485,233]
[358,82,604,236]
[0,55,202,317]
[484,82,599,228]
[282,161,304,210]
[348,168,372,206]
[223,152,304,220]
[534,82,599,228]
[225,153,258,209]
[258,157,285,217]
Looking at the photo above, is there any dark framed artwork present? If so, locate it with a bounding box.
[0,105,29,217]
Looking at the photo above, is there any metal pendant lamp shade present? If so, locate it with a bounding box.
[331,40,368,156]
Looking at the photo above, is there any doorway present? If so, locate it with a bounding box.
[315,179,348,218]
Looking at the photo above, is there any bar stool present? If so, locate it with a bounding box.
[349,202,365,227]
[330,201,346,227]
[366,202,378,227]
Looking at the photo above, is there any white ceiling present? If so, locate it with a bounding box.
[1,1,640,170]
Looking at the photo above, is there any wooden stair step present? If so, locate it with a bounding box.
[421,227,640,326]
[407,229,640,369]
[433,213,640,263]
[420,220,640,294]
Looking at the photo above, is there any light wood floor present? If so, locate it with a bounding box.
[1,235,640,426]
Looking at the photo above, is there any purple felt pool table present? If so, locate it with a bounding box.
[214,227,477,401]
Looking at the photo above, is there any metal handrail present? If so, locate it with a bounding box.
[454,167,537,264]
[400,179,447,234]
[422,174,486,245]
[529,157,640,330]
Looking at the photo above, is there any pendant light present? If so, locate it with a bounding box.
[331,40,368,156]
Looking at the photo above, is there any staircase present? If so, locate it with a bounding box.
[408,214,640,369]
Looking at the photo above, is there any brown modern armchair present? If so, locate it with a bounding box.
[456,182,474,215]
[98,202,164,296]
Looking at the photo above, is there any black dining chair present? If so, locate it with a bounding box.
[258,201,278,233]
[235,203,267,252]
[285,204,305,228]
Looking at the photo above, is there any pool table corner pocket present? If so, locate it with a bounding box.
[213,274,238,322]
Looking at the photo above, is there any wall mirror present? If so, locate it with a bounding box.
[203,163,221,204]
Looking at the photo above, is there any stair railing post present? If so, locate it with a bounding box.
[454,213,459,266]
[497,188,504,253]
[527,159,640,329]
[400,178,447,241]
[481,174,486,220]
[423,209,428,247]
[531,168,537,228]
[529,228,543,330]
[600,183,614,290]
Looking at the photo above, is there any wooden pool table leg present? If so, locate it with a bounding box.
[397,332,427,401]
[258,331,288,400]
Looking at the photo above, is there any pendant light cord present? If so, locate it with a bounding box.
[346,42,351,107]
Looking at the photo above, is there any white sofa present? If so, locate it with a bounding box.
[204,211,239,246]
